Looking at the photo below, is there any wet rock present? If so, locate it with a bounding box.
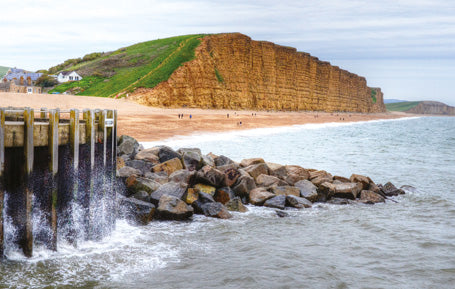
[201,154,215,167]
[134,148,160,163]
[143,171,169,184]
[249,188,276,206]
[118,135,140,156]
[151,157,183,176]
[117,166,142,178]
[255,174,281,187]
[286,195,312,208]
[294,180,318,202]
[271,186,300,197]
[169,169,195,185]
[224,168,241,187]
[360,190,385,204]
[317,182,336,202]
[244,163,269,181]
[195,165,225,187]
[284,165,310,185]
[225,197,248,212]
[194,183,216,196]
[380,182,405,196]
[131,190,151,203]
[214,155,234,167]
[267,162,288,179]
[232,175,256,197]
[150,182,187,205]
[118,195,155,225]
[125,175,161,196]
[240,158,265,167]
[198,191,215,203]
[332,182,362,199]
[327,198,355,205]
[125,159,154,174]
[157,146,181,163]
[157,195,194,220]
[350,174,370,190]
[201,202,233,219]
[182,151,202,171]
[214,187,236,204]
[264,195,286,210]
[275,210,289,218]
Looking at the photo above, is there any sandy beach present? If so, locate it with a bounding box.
[0,92,410,142]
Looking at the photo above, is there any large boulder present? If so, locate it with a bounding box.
[286,195,312,209]
[350,174,370,190]
[271,186,300,197]
[198,191,216,203]
[214,187,236,204]
[195,165,225,187]
[309,170,333,186]
[125,159,154,175]
[225,197,248,212]
[117,166,142,178]
[131,190,151,203]
[224,168,241,187]
[267,162,288,179]
[380,182,405,196]
[294,180,318,202]
[134,148,160,163]
[201,154,215,167]
[169,169,195,185]
[156,195,193,220]
[255,174,282,187]
[201,202,233,219]
[151,157,183,176]
[214,155,234,167]
[156,146,181,163]
[240,158,265,167]
[360,190,385,204]
[333,176,351,183]
[184,188,199,204]
[182,151,202,171]
[118,195,155,225]
[318,182,361,201]
[249,188,276,206]
[317,182,336,202]
[284,165,310,185]
[143,171,169,184]
[150,182,187,205]
[232,175,256,197]
[244,163,269,181]
[177,147,202,156]
[194,183,216,196]
[264,195,287,210]
[125,175,161,196]
[117,135,140,157]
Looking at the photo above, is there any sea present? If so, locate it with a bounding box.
[1,116,454,289]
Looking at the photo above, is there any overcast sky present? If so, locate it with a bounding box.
[1,0,454,105]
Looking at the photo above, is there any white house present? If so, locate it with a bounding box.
[57,71,82,83]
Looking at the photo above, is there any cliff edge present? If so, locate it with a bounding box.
[130,33,385,113]
[406,101,455,115]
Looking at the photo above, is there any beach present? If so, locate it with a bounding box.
[0,92,409,141]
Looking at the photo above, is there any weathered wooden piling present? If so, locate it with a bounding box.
[23,108,34,257]
[0,108,5,258]
[48,109,59,251]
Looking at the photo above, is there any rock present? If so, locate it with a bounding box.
[332,182,362,199]
[117,135,140,156]
[134,148,160,163]
[156,195,193,220]
[198,191,216,203]
[327,198,355,205]
[350,174,370,190]
[271,186,300,197]
[360,190,385,204]
[311,176,333,187]
[286,195,312,208]
[224,168,241,187]
[117,157,126,170]
[150,182,187,205]
[143,171,169,184]
[333,176,351,183]
[177,147,202,156]
[117,166,142,178]
[131,190,151,203]
[151,157,183,176]
[169,169,195,185]
[125,175,161,196]
[157,146,181,163]
[214,187,236,204]
[244,163,269,181]
[275,210,289,218]
[201,154,215,167]
[214,155,234,167]
[194,183,216,196]
[267,162,288,179]
[217,163,240,172]
[380,182,405,196]
[240,158,265,167]
[249,188,276,206]
[264,195,287,210]
[232,175,256,197]
[201,202,233,219]
[118,195,155,225]
[284,165,310,185]
[294,180,318,202]
[195,165,225,187]
[184,188,199,204]
[309,169,332,180]
[182,151,202,171]
[255,174,281,187]
[225,197,248,212]
[125,159,154,174]
[317,182,336,202]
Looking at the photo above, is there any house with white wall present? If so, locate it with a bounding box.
[57,71,82,83]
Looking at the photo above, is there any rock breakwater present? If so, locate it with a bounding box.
[116,135,404,223]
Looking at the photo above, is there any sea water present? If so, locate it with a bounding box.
[1,116,454,288]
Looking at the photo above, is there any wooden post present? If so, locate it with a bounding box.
[23,108,34,257]
[40,108,48,120]
[48,109,59,251]
[83,109,95,239]
[0,108,5,258]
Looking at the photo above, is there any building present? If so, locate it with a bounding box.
[57,71,82,83]
[0,76,42,93]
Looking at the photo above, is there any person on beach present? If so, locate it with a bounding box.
[227,113,229,118]
[189,114,192,119]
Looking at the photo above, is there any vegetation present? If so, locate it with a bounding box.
[0,66,9,77]
[48,34,206,97]
[386,101,421,112]
[36,74,59,87]
[215,68,224,83]
[371,89,377,103]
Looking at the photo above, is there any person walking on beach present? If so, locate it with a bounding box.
[189,114,192,119]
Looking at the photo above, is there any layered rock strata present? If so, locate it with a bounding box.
[130,33,385,113]
[407,101,455,115]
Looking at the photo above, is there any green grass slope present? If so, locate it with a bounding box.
[0,66,10,77]
[386,101,421,112]
[49,34,206,97]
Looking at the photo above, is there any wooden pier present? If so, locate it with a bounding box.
[0,107,117,257]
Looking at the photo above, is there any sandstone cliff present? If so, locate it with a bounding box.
[406,101,455,115]
[130,33,385,113]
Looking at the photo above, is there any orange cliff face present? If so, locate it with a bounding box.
[130,33,386,113]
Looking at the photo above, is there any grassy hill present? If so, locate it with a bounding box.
[48,34,206,97]
[0,66,9,77]
[386,101,421,112]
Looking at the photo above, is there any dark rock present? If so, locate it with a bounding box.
[224,168,241,187]
[182,151,202,171]
[225,197,248,212]
[201,154,215,167]
[125,159,154,174]
[151,158,183,176]
[132,190,151,203]
[150,182,187,205]
[294,180,318,202]
[317,182,336,202]
[118,166,142,178]
[217,163,240,172]
[214,187,236,204]
[240,158,265,167]
[156,195,193,220]
[286,195,312,208]
[201,202,233,219]
[380,182,405,196]
[327,198,355,205]
[267,162,288,179]
[275,210,289,218]
[249,188,275,205]
[157,145,181,163]
[359,190,385,204]
[169,169,195,185]
[198,191,215,203]
[244,163,269,181]
[214,155,234,167]
[118,135,140,157]
[118,194,155,225]
[195,165,225,187]
[125,175,161,196]
[232,175,256,197]
[264,195,286,210]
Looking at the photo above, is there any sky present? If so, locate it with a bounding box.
[1,0,454,105]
